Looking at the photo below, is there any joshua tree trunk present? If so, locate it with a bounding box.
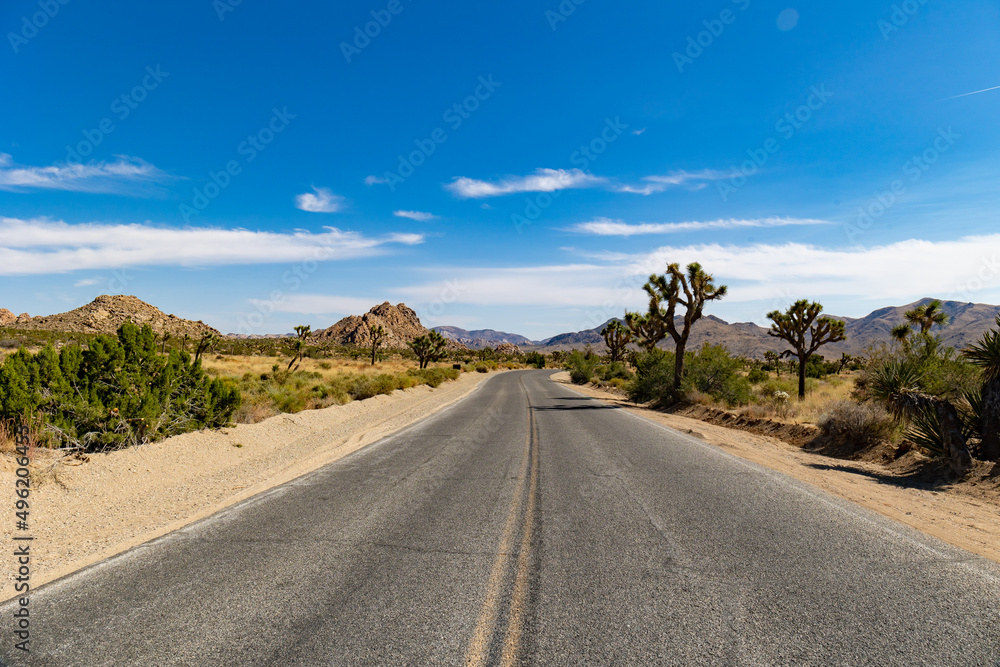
[796,353,807,400]
[980,375,1000,461]
[673,340,686,391]
[933,399,974,474]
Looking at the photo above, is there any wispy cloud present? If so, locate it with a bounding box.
[616,169,731,195]
[444,168,605,199]
[364,175,387,185]
[394,210,438,222]
[946,84,1000,100]
[0,154,170,194]
[249,294,377,316]
[568,216,830,236]
[294,186,345,213]
[0,217,423,276]
[73,278,101,287]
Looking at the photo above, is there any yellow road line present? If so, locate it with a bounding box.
[465,401,533,667]
[499,407,539,666]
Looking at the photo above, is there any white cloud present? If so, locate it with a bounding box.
[0,217,423,276]
[569,216,830,236]
[390,234,1000,315]
[0,155,169,194]
[74,278,101,287]
[295,186,345,213]
[393,210,437,222]
[444,168,605,199]
[249,294,377,316]
[616,170,732,195]
[364,175,387,185]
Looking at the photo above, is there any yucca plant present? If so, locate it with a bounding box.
[962,316,1000,460]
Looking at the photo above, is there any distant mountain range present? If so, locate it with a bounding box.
[437,299,1000,357]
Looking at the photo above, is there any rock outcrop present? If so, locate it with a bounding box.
[9,295,220,337]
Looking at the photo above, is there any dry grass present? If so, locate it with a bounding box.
[731,371,859,426]
[200,354,424,380]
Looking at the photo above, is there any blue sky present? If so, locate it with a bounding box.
[2,1,999,339]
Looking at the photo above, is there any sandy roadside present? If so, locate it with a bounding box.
[552,372,1000,565]
[1,370,500,603]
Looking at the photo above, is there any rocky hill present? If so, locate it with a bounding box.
[312,302,467,350]
[432,326,534,350]
[5,295,220,337]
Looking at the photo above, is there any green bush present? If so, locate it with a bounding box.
[565,350,599,384]
[598,361,633,382]
[746,368,769,384]
[0,322,241,452]
[681,343,753,407]
[475,363,489,373]
[626,349,677,404]
[524,351,546,369]
[407,367,460,388]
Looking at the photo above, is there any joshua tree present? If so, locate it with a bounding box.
[409,330,447,369]
[194,333,217,364]
[643,262,728,391]
[905,299,949,334]
[602,320,631,363]
[369,325,386,366]
[624,311,666,352]
[962,316,1000,461]
[763,350,781,377]
[766,300,846,399]
[891,323,913,346]
[286,325,311,371]
[160,332,172,355]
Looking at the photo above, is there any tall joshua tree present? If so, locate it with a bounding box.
[602,320,631,362]
[962,316,1000,461]
[766,300,846,399]
[644,262,727,391]
[369,324,386,366]
[286,325,311,371]
[905,299,949,334]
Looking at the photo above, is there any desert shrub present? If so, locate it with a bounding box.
[475,363,489,373]
[609,377,628,390]
[524,352,546,369]
[626,349,677,404]
[746,368,769,384]
[565,350,599,384]
[0,322,240,451]
[598,361,634,382]
[318,361,332,370]
[407,367,460,388]
[681,343,753,407]
[818,400,899,453]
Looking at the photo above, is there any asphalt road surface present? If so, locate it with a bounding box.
[3,370,1000,665]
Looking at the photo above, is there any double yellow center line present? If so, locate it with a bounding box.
[466,379,539,667]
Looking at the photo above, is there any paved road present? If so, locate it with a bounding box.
[3,370,1000,665]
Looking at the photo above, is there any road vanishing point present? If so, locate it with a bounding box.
[3,370,1000,665]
